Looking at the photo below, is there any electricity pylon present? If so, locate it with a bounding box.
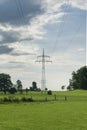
[36,48,52,91]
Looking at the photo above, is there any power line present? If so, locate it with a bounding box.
[51,0,71,53]
[51,0,85,58]
[13,0,36,53]
[63,10,85,52]
[14,0,26,25]
[36,48,52,90]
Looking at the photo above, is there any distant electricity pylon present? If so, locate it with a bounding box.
[36,48,52,90]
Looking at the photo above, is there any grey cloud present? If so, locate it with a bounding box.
[0,61,26,69]
[0,64,26,69]
[8,63,27,69]
[0,45,14,54]
[0,0,44,44]
[0,0,44,26]
[9,61,25,64]
[0,29,34,44]
[0,29,20,44]
[11,52,36,56]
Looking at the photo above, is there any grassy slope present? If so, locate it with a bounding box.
[0,90,87,130]
[54,90,87,96]
[0,90,87,99]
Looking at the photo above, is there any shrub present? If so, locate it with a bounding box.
[3,97,12,102]
[21,97,33,102]
[47,90,52,95]
[9,87,17,94]
[13,98,19,103]
[27,98,33,102]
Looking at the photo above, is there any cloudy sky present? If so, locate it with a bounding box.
[0,0,86,90]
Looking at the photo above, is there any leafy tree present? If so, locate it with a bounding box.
[13,84,18,90]
[9,87,17,94]
[68,66,87,90]
[30,81,37,91]
[47,90,52,95]
[25,88,28,94]
[16,80,23,93]
[61,85,65,90]
[45,88,48,91]
[37,88,41,91]
[30,87,34,91]
[32,81,37,90]
[0,73,13,94]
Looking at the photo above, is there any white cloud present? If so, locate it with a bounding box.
[70,0,87,10]
[77,48,85,52]
[0,54,11,64]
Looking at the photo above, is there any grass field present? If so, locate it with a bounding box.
[0,90,87,130]
[0,90,87,102]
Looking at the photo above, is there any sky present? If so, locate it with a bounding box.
[0,0,87,90]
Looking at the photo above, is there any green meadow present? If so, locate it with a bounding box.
[0,90,87,130]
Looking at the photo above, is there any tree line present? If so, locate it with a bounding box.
[0,73,41,94]
[0,66,87,94]
[67,66,87,90]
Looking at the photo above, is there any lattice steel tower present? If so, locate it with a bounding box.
[36,48,52,90]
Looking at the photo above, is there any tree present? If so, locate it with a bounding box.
[0,73,13,94]
[9,87,17,94]
[16,80,23,93]
[47,90,52,95]
[68,66,87,90]
[32,81,37,90]
[30,81,37,91]
[61,85,65,90]
[25,88,28,94]
[45,88,48,91]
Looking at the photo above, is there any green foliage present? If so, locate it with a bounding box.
[30,81,37,91]
[32,81,37,90]
[25,88,29,94]
[0,73,13,93]
[3,97,12,102]
[9,87,17,94]
[68,66,87,90]
[30,81,41,91]
[16,80,23,91]
[47,90,52,95]
[61,85,65,90]
[21,97,33,102]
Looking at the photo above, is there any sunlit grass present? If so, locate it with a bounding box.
[0,90,87,130]
[0,101,87,130]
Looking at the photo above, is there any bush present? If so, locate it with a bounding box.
[9,87,17,94]
[27,98,33,102]
[13,98,19,103]
[21,97,33,102]
[3,97,12,102]
[47,90,52,95]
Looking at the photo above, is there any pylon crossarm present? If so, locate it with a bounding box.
[35,60,43,63]
[45,61,52,62]
[37,55,50,58]
[37,55,43,58]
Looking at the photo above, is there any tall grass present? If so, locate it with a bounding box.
[0,90,87,102]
